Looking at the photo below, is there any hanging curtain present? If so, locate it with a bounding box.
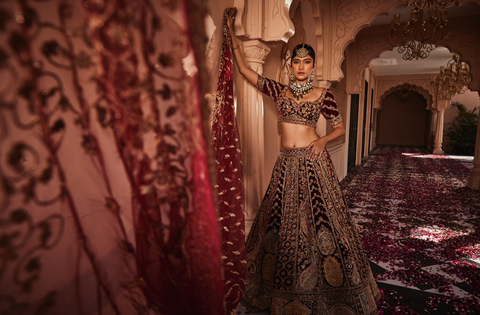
[210,7,246,315]
[0,0,225,314]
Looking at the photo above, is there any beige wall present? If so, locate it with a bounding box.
[377,92,429,146]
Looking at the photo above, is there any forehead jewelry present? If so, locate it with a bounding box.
[296,44,309,58]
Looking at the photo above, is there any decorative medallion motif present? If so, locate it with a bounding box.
[324,256,343,287]
[296,47,309,58]
[318,232,336,256]
[284,300,311,315]
[261,254,275,280]
[330,304,357,315]
[394,83,414,102]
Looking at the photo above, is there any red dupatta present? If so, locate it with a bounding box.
[211,7,247,315]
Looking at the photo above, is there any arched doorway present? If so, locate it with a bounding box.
[377,91,430,147]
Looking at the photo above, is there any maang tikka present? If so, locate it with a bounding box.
[296,44,309,58]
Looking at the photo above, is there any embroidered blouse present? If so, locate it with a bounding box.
[256,75,342,128]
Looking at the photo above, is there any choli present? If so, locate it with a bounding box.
[256,75,342,128]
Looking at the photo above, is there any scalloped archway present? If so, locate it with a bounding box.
[334,0,480,93]
[377,81,434,110]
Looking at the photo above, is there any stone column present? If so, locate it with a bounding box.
[428,110,437,151]
[238,40,270,235]
[467,94,480,190]
[432,109,445,155]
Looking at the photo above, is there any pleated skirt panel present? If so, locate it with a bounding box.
[242,147,380,315]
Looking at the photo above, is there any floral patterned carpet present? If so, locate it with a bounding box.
[236,147,480,315]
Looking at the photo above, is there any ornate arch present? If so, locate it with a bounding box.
[346,27,391,94]
[324,0,403,82]
[322,0,480,87]
[344,18,480,97]
[376,79,434,110]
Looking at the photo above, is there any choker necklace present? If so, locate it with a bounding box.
[289,69,314,100]
[289,80,313,100]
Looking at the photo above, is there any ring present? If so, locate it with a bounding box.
[314,150,319,154]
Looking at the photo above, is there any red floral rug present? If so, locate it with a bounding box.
[343,147,480,314]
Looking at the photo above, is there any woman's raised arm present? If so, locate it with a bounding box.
[227,16,259,86]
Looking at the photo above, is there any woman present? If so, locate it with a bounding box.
[227,16,380,315]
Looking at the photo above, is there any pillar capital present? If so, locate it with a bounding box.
[233,0,294,43]
[243,40,271,67]
[435,98,451,111]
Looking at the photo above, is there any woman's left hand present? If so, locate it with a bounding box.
[307,137,327,160]
[227,14,234,33]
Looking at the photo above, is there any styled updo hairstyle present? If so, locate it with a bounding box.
[291,43,315,62]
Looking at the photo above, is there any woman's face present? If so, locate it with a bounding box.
[291,56,315,83]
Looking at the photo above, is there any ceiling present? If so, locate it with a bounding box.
[370,47,453,76]
[368,2,480,77]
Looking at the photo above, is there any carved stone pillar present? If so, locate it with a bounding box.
[428,110,437,151]
[432,109,445,155]
[239,40,271,234]
[467,94,480,190]
[317,81,332,89]
[233,0,294,42]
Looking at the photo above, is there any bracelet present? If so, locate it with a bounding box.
[233,44,241,51]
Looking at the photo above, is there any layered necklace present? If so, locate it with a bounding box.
[289,77,313,101]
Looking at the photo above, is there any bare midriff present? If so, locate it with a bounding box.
[279,122,319,148]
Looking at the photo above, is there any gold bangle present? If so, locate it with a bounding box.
[233,44,241,51]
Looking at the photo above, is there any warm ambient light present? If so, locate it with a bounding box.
[411,226,473,243]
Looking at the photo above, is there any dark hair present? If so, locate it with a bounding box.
[292,43,315,62]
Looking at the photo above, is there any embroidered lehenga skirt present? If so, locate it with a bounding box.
[242,147,380,315]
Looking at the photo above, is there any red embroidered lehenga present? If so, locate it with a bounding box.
[242,76,380,315]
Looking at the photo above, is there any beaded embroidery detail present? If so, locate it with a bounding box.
[256,75,342,128]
